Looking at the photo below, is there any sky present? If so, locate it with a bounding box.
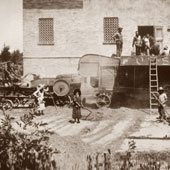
[0,0,23,52]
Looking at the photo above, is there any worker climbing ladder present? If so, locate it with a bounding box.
[149,56,158,110]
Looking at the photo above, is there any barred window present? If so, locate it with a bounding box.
[103,17,119,44]
[39,18,54,45]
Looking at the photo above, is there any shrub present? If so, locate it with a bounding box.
[0,109,59,170]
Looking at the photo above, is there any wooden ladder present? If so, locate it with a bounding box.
[149,56,158,110]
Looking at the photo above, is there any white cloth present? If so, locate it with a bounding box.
[144,37,150,48]
[37,103,45,111]
[159,93,167,106]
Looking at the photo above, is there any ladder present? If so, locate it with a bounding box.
[149,56,158,110]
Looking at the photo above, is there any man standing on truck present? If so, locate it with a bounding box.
[112,27,123,58]
[132,31,142,55]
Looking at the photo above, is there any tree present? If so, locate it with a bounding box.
[11,50,23,64]
[0,46,11,62]
[0,46,23,63]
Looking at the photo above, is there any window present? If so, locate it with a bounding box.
[103,17,119,44]
[39,18,54,45]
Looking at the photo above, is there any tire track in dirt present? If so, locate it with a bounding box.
[92,118,133,146]
[82,122,115,143]
[56,121,95,136]
[82,120,111,137]
[34,109,140,149]
[38,119,66,131]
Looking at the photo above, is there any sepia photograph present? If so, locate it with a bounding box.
[0,0,170,169]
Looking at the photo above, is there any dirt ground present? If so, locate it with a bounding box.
[1,106,170,169]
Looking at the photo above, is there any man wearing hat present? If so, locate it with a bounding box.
[112,27,123,58]
[157,87,168,120]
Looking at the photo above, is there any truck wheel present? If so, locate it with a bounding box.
[96,94,111,108]
[53,80,70,97]
[2,99,13,111]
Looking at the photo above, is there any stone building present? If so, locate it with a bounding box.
[23,0,170,77]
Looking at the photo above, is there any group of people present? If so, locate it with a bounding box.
[112,27,169,57]
[33,84,168,123]
[132,32,155,56]
[132,31,169,56]
[33,84,83,123]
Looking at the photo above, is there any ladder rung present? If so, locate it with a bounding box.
[150,103,158,106]
[151,102,157,104]
[150,81,158,83]
[150,84,158,86]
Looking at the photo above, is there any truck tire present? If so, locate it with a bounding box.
[53,80,70,97]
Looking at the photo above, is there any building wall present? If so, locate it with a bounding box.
[23,0,170,76]
[24,57,79,77]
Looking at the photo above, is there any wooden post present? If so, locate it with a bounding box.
[95,153,99,170]
[87,155,93,170]
[104,149,111,170]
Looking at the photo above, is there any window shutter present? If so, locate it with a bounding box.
[39,18,54,45]
[104,17,119,44]
[154,26,163,49]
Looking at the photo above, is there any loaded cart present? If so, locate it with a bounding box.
[0,61,81,110]
[0,85,36,110]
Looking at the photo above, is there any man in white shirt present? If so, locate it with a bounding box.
[157,87,168,120]
[143,34,150,55]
